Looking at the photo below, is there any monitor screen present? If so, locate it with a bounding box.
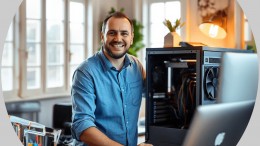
[217,52,259,103]
[183,100,255,146]
[53,103,72,130]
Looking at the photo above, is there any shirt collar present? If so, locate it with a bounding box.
[98,48,133,72]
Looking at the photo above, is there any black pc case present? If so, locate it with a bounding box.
[145,46,252,146]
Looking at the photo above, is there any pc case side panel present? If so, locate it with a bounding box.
[147,126,187,146]
[145,51,152,142]
[145,51,169,142]
[145,48,199,145]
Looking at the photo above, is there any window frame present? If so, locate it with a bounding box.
[2,16,19,100]
[45,0,67,94]
[68,0,87,87]
[3,0,89,101]
[142,0,187,49]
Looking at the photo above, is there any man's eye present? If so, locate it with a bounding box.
[108,31,116,35]
[121,32,129,36]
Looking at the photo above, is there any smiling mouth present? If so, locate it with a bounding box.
[112,43,125,49]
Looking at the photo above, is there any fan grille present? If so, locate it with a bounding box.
[204,67,219,100]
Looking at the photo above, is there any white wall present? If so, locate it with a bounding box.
[91,0,120,53]
[118,0,134,19]
[38,96,71,127]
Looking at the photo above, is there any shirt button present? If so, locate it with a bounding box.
[126,121,129,124]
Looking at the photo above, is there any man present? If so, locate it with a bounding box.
[71,12,152,146]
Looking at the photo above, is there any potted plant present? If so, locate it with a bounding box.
[163,18,185,48]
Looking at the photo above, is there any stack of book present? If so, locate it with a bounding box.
[9,115,61,146]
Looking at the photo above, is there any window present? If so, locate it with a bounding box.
[46,0,65,89]
[2,23,15,92]
[1,12,20,100]
[244,14,256,52]
[2,0,88,100]
[147,0,181,48]
[244,15,252,42]
[69,0,86,86]
[244,15,252,43]
[26,0,42,90]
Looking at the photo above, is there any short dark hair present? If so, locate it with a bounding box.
[101,11,134,33]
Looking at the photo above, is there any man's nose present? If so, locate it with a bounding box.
[113,33,122,41]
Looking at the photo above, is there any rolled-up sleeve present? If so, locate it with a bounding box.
[71,68,97,140]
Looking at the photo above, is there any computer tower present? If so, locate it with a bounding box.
[145,46,252,146]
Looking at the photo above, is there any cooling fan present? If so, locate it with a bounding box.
[204,67,219,100]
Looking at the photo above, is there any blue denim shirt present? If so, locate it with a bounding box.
[71,50,145,146]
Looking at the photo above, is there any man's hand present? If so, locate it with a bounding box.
[138,143,153,146]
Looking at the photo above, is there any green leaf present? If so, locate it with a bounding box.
[163,18,185,32]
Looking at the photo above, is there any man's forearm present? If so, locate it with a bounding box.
[80,127,123,146]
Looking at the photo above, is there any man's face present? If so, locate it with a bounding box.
[101,17,133,59]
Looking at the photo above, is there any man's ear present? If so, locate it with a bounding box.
[131,33,134,45]
[101,32,104,43]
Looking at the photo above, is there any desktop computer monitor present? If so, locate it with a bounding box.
[182,100,255,146]
[217,52,259,103]
[53,103,72,135]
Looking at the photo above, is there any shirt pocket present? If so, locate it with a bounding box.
[129,80,143,106]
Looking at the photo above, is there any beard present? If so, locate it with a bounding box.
[103,42,129,59]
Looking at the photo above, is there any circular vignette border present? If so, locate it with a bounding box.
[0,0,259,146]
[0,1,23,146]
[237,0,260,145]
